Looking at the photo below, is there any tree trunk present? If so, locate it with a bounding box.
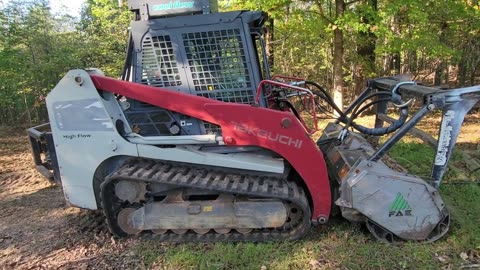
[434,22,448,85]
[265,17,274,69]
[388,15,401,75]
[333,0,345,113]
[458,59,467,86]
[434,61,444,85]
[354,0,377,96]
[23,92,32,125]
[390,53,400,74]
[470,65,476,86]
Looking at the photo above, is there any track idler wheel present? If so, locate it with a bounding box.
[236,228,253,234]
[114,180,147,203]
[117,208,141,235]
[214,229,231,234]
[193,229,210,235]
[151,229,168,235]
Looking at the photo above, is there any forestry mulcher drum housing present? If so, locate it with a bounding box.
[27,0,480,243]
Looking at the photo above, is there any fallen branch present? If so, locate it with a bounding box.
[377,114,437,148]
[377,114,475,179]
[460,264,480,269]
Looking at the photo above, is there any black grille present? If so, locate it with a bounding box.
[141,35,182,87]
[182,29,254,103]
[127,111,172,136]
[203,121,220,134]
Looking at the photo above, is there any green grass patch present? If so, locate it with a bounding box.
[132,133,480,269]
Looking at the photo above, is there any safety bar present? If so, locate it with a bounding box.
[255,79,318,134]
[364,78,480,187]
[271,75,306,82]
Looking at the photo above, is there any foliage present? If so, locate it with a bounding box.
[0,0,82,124]
[223,0,480,90]
[0,0,130,125]
[79,0,131,76]
[0,0,479,125]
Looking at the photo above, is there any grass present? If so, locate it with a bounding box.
[131,114,480,269]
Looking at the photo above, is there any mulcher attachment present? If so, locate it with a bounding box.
[321,123,449,243]
[318,77,480,243]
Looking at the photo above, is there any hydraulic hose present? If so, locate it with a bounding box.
[303,81,409,136]
[346,92,409,136]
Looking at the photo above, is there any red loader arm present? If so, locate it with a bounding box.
[91,75,332,222]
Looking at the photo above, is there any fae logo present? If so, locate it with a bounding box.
[388,193,413,217]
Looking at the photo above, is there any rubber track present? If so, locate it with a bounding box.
[101,158,311,242]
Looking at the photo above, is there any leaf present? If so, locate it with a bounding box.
[309,259,321,269]
[435,253,449,264]
[460,252,469,261]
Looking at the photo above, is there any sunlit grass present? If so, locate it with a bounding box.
[132,113,480,269]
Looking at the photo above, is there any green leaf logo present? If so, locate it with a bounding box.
[389,193,411,211]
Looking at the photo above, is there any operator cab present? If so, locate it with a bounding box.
[121,0,270,136]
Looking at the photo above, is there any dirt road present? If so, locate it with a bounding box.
[0,129,144,269]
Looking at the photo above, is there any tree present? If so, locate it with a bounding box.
[79,0,131,77]
[332,0,345,111]
[0,0,84,124]
[0,0,479,126]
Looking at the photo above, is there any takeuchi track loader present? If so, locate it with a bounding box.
[27,0,480,243]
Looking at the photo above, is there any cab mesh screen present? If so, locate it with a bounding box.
[141,35,182,87]
[182,29,254,104]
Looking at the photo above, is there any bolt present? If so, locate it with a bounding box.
[224,136,234,144]
[281,118,291,128]
[74,76,83,85]
[317,216,328,224]
[367,162,373,167]
[427,104,436,110]
[110,141,118,151]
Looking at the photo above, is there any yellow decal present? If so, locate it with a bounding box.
[203,206,213,212]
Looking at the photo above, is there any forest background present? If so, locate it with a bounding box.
[0,0,479,125]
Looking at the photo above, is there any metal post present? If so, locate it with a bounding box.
[369,105,430,162]
[430,98,479,187]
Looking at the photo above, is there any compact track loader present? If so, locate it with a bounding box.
[27,0,480,243]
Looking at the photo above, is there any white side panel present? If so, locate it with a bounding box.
[137,145,284,173]
[46,70,138,209]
